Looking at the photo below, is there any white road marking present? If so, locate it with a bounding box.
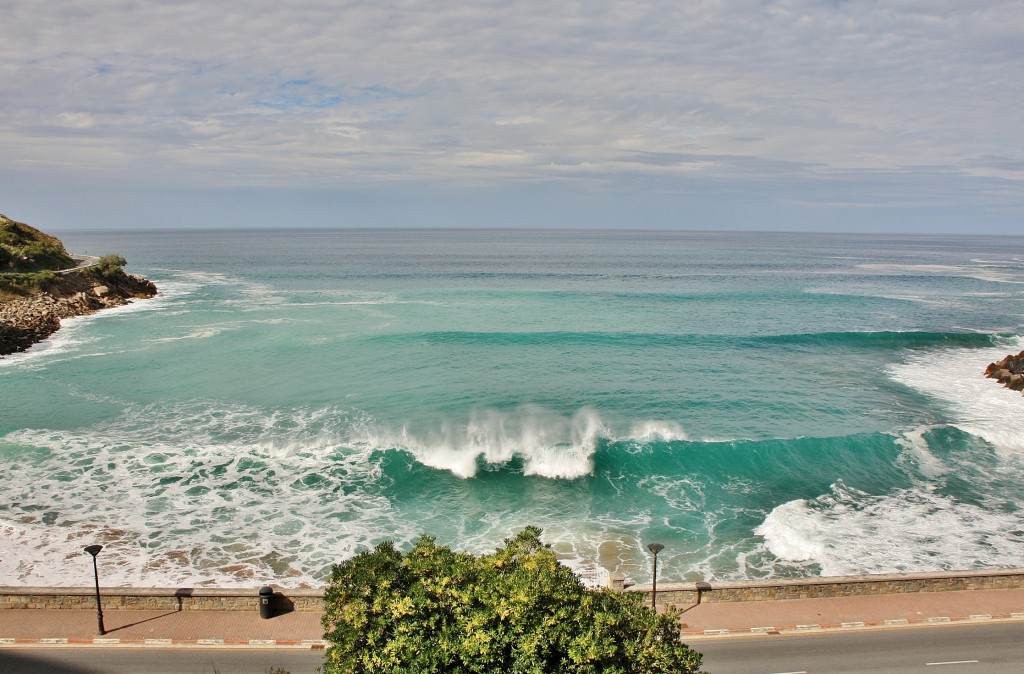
[926,660,980,666]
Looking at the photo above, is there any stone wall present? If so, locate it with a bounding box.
[624,568,1024,607]
[0,586,324,612]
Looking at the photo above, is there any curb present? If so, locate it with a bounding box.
[0,637,328,649]
[681,612,1024,639]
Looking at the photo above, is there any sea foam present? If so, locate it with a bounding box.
[756,480,1024,576]
[352,407,693,479]
[887,337,1024,456]
[352,406,607,479]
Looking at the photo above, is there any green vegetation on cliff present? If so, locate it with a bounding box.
[0,214,140,302]
[0,213,74,273]
[1,213,76,300]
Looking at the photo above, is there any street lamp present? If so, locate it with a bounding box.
[647,543,664,610]
[84,545,105,635]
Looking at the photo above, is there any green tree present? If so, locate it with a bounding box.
[322,527,703,674]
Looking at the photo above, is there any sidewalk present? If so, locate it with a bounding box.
[1,588,1022,648]
[676,587,1024,639]
[0,606,325,648]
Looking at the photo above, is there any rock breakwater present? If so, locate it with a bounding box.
[0,270,156,357]
[984,351,1024,393]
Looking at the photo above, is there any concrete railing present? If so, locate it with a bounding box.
[617,568,1024,606]
[0,586,324,612]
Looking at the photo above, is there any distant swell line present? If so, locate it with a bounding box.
[755,331,999,349]
[368,330,1000,350]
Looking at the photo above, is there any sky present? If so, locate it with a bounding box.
[1,0,1022,233]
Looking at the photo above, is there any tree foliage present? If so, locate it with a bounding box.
[322,527,703,674]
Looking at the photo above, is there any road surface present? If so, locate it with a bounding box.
[696,622,1024,673]
[1,622,1021,673]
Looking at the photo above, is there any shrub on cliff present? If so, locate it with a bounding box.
[89,254,128,280]
[321,526,703,674]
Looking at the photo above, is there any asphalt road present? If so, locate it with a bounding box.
[695,622,1024,674]
[0,623,1021,673]
[0,647,325,673]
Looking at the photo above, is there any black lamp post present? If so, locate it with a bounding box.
[84,545,105,635]
[647,542,664,610]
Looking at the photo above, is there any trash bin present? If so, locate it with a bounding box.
[259,586,274,619]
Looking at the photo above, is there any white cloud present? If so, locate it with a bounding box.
[1,0,1022,228]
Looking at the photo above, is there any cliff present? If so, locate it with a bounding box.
[0,213,157,357]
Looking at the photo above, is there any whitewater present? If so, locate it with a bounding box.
[1,229,1022,587]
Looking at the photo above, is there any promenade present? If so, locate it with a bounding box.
[1,587,1022,648]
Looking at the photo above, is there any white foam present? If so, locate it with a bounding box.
[0,401,409,587]
[855,261,1024,285]
[0,315,97,368]
[1,295,176,369]
[353,406,607,479]
[894,427,949,479]
[755,500,828,565]
[756,481,1024,576]
[0,272,193,368]
[628,420,689,442]
[887,337,1024,456]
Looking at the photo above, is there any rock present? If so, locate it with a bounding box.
[983,350,1024,394]
[1,270,156,357]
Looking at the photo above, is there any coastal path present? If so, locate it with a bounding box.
[57,255,100,275]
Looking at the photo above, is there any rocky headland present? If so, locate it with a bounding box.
[984,351,1024,393]
[0,213,157,357]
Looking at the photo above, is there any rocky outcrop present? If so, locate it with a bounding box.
[984,351,1024,392]
[0,270,157,357]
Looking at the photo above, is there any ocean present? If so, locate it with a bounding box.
[1,229,1022,588]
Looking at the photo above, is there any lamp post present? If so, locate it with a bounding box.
[84,545,105,635]
[647,542,664,610]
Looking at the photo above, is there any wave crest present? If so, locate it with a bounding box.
[354,406,606,479]
[354,407,691,479]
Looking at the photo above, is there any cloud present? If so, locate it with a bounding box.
[1,0,1022,229]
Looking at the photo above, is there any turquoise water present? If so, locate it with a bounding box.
[2,229,1023,587]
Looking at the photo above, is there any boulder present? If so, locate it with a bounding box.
[984,350,1024,393]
